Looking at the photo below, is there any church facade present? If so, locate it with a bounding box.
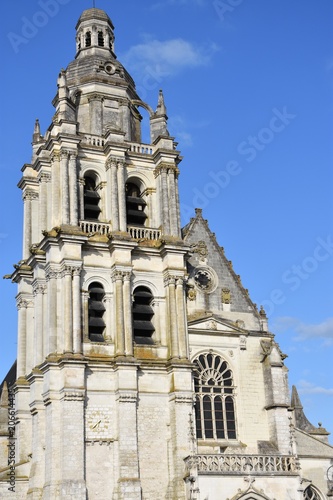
[0,8,332,500]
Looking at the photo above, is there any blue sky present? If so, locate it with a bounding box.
[0,0,332,436]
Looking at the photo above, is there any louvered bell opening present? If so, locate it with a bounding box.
[84,204,101,220]
[88,316,105,342]
[84,187,101,220]
[84,190,100,200]
[132,303,154,315]
[88,301,106,312]
[126,196,147,225]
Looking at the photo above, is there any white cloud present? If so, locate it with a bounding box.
[121,37,219,80]
[298,379,333,396]
[272,316,333,343]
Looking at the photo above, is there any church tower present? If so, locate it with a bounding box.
[11,7,192,500]
[0,7,332,500]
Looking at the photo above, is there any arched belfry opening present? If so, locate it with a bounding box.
[84,174,101,220]
[125,181,147,226]
[132,286,155,344]
[88,282,106,342]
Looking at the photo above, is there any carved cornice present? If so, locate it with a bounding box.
[117,392,137,403]
[16,299,29,310]
[33,282,47,296]
[39,172,51,183]
[88,93,104,103]
[106,157,125,170]
[154,163,179,177]
[23,190,39,201]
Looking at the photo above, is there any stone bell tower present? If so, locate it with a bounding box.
[10,7,193,500]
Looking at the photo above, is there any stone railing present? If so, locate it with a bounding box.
[82,134,105,147]
[127,226,161,240]
[185,454,298,475]
[128,142,154,155]
[79,221,112,235]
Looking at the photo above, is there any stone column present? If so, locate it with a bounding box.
[73,267,82,354]
[83,291,89,342]
[23,191,32,259]
[79,178,85,221]
[104,294,113,342]
[174,168,181,237]
[168,168,178,236]
[63,266,73,353]
[161,168,170,234]
[105,160,112,222]
[117,160,127,232]
[113,271,125,356]
[176,277,187,358]
[33,282,46,367]
[69,151,78,226]
[110,160,120,231]
[51,151,61,226]
[39,173,50,233]
[165,276,179,358]
[61,151,70,225]
[123,272,133,356]
[17,299,28,378]
[89,94,103,136]
[115,387,141,499]
[46,269,58,355]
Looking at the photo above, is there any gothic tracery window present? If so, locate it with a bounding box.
[194,353,237,441]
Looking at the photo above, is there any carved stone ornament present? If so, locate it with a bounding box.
[191,240,208,261]
[222,288,231,304]
[260,340,273,362]
[187,287,197,301]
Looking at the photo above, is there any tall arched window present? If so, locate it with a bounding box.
[98,31,104,47]
[194,353,237,441]
[84,175,101,220]
[126,182,147,226]
[88,282,106,342]
[132,286,154,344]
[85,31,91,47]
[303,486,321,500]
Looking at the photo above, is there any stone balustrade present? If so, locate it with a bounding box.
[128,142,154,155]
[127,226,161,240]
[82,134,105,147]
[79,220,111,235]
[79,221,161,240]
[185,454,299,475]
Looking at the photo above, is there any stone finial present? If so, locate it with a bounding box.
[259,305,267,318]
[32,119,42,144]
[57,68,67,89]
[195,208,203,216]
[156,89,167,117]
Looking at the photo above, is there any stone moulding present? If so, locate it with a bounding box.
[184,454,299,475]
